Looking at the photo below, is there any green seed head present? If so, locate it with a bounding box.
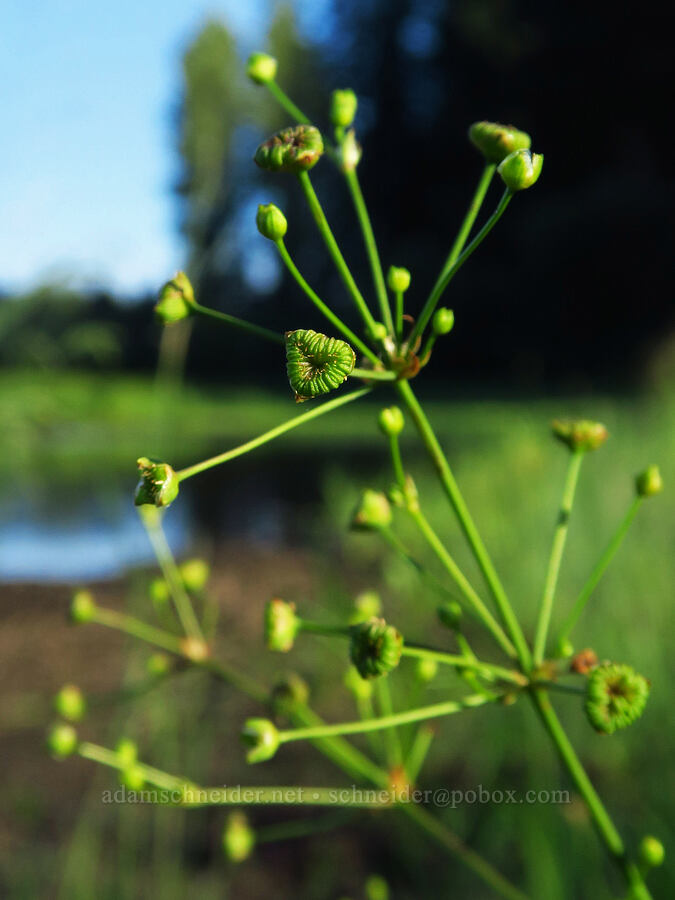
[240,718,280,764]
[330,88,358,127]
[468,121,531,164]
[635,464,663,498]
[378,406,405,438]
[437,601,463,631]
[285,329,355,402]
[585,663,650,735]
[155,272,194,324]
[69,589,96,624]
[179,558,210,592]
[256,203,288,242]
[246,52,278,85]
[47,723,78,759]
[223,811,256,862]
[387,266,411,293]
[54,684,86,722]
[351,490,392,531]
[270,672,310,715]
[638,835,665,868]
[349,616,403,679]
[264,597,300,653]
[498,149,543,192]
[134,457,179,508]
[254,125,324,174]
[432,308,455,336]
[551,419,608,453]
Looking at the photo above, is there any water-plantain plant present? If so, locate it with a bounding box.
[48,52,666,899]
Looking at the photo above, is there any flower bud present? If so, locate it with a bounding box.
[264,598,300,653]
[349,590,382,625]
[155,272,194,324]
[378,406,404,438]
[271,672,309,715]
[638,835,665,869]
[285,329,355,402]
[387,266,411,294]
[367,321,389,342]
[349,617,403,679]
[54,684,86,722]
[69,589,96,624]
[351,490,392,531]
[585,663,650,735]
[555,638,574,659]
[343,665,373,700]
[437,601,463,631]
[432,308,454,336]
[115,738,138,768]
[365,874,390,900]
[146,652,172,677]
[570,648,598,675]
[256,203,288,242]
[551,420,608,453]
[134,458,179,508]
[635,464,663,498]
[223,811,256,862]
[330,89,358,128]
[179,558,210,592]
[468,121,531,164]
[241,718,280,764]
[498,149,543,192]
[415,657,438,683]
[254,125,324,174]
[120,765,145,791]
[246,52,277,85]
[149,578,170,605]
[336,129,362,173]
[46,723,78,759]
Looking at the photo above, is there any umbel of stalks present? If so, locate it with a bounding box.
[585,663,650,735]
[285,329,355,402]
[349,616,403,679]
[469,121,531,164]
[254,125,324,174]
[134,458,179,508]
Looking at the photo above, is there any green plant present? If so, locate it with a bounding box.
[51,56,666,899]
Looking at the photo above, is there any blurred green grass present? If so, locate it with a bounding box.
[1,369,673,898]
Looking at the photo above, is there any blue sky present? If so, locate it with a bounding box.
[0,0,300,297]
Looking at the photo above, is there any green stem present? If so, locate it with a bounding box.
[278,692,498,744]
[344,168,394,334]
[378,525,461,605]
[388,433,406,489]
[266,80,311,124]
[401,646,527,686]
[395,290,404,343]
[438,163,496,283]
[256,810,355,844]
[176,387,371,482]
[78,742,186,793]
[396,380,532,670]
[401,804,529,900]
[406,503,518,660]
[530,690,652,900]
[408,188,511,347]
[275,238,380,365]
[405,724,435,784]
[375,677,404,769]
[191,301,284,346]
[556,496,643,647]
[351,367,397,382]
[533,451,584,665]
[139,509,204,644]
[296,171,379,335]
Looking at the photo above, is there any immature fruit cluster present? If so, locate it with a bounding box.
[351,490,392,530]
[155,271,194,324]
[241,718,280,763]
[330,89,358,128]
[552,419,608,453]
[285,329,355,402]
[349,616,403,679]
[498,149,544,192]
[585,663,650,734]
[254,125,324,174]
[469,121,531,164]
[256,203,287,242]
[635,464,663,497]
[264,598,300,653]
[134,458,180,508]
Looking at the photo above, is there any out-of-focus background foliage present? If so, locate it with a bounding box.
[1,2,673,898]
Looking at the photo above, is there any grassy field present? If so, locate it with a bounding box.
[1,369,673,898]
